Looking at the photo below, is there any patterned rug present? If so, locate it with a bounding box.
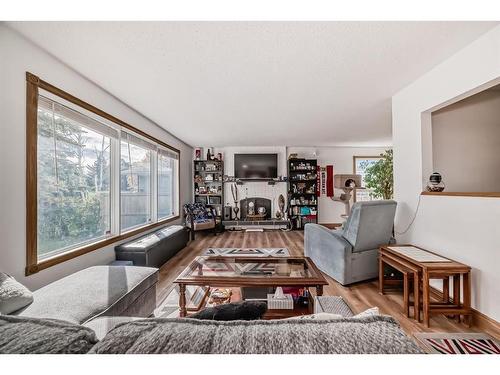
[204,247,290,257]
[414,333,500,354]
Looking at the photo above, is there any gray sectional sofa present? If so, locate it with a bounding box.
[13,265,159,325]
[1,299,423,354]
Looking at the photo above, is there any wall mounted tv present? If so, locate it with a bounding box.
[234,154,278,180]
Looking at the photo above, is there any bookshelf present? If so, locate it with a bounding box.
[193,160,224,218]
[287,158,318,230]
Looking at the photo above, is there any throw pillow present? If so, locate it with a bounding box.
[0,272,33,314]
[189,301,267,321]
[353,307,380,318]
[0,314,98,354]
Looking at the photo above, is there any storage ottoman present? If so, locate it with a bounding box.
[115,225,189,268]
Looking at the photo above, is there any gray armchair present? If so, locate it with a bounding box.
[304,200,397,285]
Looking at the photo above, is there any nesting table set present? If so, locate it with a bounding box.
[379,245,472,327]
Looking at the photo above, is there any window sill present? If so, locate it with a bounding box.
[421,191,500,198]
[26,215,180,276]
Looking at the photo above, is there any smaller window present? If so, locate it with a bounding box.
[158,148,179,219]
[353,156,382,201]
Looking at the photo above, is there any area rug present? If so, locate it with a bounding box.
[204,247,290,257]
[414,332,500,354]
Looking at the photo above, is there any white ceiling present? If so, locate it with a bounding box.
[8,21,498,147]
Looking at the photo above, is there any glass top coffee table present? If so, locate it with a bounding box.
[174,256,328,318]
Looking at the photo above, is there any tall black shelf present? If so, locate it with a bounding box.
[193,160,224,219]
[287,158,318,230]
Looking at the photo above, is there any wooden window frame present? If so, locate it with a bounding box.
[26,72,181,276]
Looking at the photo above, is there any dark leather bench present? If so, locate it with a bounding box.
[115,225,189,268]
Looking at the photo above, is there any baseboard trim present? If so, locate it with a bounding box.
[429,286,500,340]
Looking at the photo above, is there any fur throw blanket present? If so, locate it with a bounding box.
[0,314,97,354]
[90,315,423,354]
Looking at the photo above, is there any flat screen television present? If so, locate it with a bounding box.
[234,154,278,180]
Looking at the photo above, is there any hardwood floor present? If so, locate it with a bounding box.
[157,230,492,338]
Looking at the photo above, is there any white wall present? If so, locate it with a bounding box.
[0,25,193,291]
[202,145,388,223]
[392,25,500,321]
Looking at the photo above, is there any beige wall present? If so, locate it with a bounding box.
[431,89,500,192]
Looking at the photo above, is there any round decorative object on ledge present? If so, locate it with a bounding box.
[426,172,445,192]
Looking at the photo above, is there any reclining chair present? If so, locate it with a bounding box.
[304,200,397,285]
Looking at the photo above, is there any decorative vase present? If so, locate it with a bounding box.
[233,205,239,220]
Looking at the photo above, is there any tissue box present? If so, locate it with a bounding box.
[267,294,294,310]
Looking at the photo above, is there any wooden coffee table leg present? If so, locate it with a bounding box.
[422,270,430,327]
[179,283,187,318]
[316,285,323,296]
[414,272,420,322]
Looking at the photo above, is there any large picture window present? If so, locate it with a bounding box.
[26,73,180,275]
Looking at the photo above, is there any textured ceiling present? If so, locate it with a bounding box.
[8,21,498,147]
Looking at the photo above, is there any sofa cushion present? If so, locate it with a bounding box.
[0,314,97,354]
[16,265,158,324]
[90,315,424,354]
[0,272,33,314]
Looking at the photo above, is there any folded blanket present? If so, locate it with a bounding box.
[90,315,423,354]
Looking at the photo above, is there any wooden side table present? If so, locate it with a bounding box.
[379,251,421,321]
[379,245,472,328]
[421,264,472,327]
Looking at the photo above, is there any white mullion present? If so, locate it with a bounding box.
[110,137,121,235]
[151,150,158,223]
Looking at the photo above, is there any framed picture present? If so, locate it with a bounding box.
[208,196,221,205]
[353,155,382,201]
[195,196,208,205]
